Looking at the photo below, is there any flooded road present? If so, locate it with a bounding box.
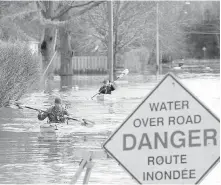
[0,73,220,184]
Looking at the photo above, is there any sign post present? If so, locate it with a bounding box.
[103,73,220,184]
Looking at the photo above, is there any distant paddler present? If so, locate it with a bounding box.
[91,69,129,100]
[99,80,116,95]
[38,97,69,123]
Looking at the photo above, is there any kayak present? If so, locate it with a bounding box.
[38,124,59,140]
[37,119,95,140]
[38,122,75,140]
[96,94,116,101]
[40,123,58,133]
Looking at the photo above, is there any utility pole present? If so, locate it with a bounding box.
[156,2,160,77]
[107,0,114,82]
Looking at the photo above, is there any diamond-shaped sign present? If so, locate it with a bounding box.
[103,73,220,184]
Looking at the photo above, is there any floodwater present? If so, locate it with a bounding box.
[0,73,220,185]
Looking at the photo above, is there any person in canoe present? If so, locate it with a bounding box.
[99,80,116,94]
[38,97,69,123]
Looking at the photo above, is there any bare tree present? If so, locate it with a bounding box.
[82,1,155,74]
[0,2,40,41]
[36,1,104,89]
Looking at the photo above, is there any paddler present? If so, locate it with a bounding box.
[37,97,69,123]
[99,80,116,94]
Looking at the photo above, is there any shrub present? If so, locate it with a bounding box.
[0,41,40,107]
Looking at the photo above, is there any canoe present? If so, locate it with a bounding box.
[96,94,116,101]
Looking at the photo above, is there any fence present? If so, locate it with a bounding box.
[72,56,108,74]
[67,56,220,75]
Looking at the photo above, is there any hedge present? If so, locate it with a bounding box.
[0,41,40,107]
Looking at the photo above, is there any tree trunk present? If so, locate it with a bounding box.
[41,28,56,71]
[40,1,56,91]
[59,14,73,90]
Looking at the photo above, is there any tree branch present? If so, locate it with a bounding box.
[36,1,47,18]
[36,1,46,12]
[88,12,108,34]
[52,1,100,20]
[0,10,37,21]
[118,30,141,51]
[119,7,155,27]
[91,33,106,42]
[73,1,105,17]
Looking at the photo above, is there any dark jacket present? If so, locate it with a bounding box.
[99,83,116,94]
[38,106,69,123]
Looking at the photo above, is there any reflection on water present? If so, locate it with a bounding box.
[0,73,220,184]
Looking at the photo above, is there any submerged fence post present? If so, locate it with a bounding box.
[83,162,95,184]
[70,152,93,185]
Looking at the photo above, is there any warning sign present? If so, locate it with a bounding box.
[103,73,220,184]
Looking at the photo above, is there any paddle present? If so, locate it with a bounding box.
[14,103,95,128]
[91,69,129,100]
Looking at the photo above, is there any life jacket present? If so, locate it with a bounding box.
[47,106,66,123]
[99,84,115,94]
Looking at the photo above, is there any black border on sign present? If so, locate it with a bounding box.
[102,72,220,185]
